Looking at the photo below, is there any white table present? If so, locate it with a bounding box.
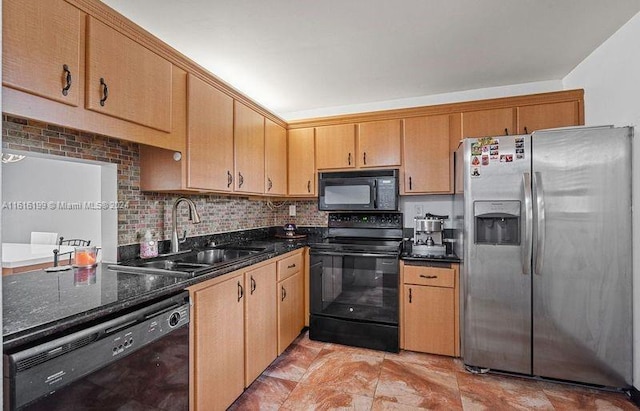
[2,243,75,274]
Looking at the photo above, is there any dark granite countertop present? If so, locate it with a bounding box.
[3,235,317,351]
[400,253,461,264]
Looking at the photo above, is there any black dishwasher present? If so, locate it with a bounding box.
[4,291,190,411]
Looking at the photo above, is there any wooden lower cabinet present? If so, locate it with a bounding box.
[400,262,460,357]
[190,271,245,411]
[277,270,304,354]
[244,263,278,386]
[189,249,305,410]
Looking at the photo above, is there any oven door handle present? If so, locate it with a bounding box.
[310,250,398,258]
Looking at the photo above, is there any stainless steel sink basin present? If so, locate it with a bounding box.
[108,246,267,277]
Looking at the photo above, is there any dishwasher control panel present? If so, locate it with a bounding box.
[111,303,189,357]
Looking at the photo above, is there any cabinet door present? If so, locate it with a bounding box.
[403,285,455,356]
[403,115,451,194]
[86,17,172,132]
[315,124,356,169]
[462,107,516,138]
[265,119,287,196]
[234,101,265,194]
[3,0,81,106]
[517,101,581,134]
[277,271,304,354]
[357,119,401,168]
[244,263,278,386]
[186,74,234,191]
[191,274,245,411]
[288,128,316,196]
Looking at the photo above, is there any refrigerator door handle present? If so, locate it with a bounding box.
[532,172,545,275]
[522,172,532,275]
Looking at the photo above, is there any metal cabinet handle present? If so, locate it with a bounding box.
[267,177,272,191]
[250,276,256,294]
[409,287,412,303]
[363,152,367,165]
[307,180,311,193]
[238,172,244,188]
[504,128,509,136]
[99,78,108,106]
[524,127,529,134]
[348,152,352,165]
[62,64,72,96]
[281,286,287,301]
[409,176,412,190]
[237,281,244,302]
[227,170,233,188]
[287,263,296,269]
[419,275,437,279]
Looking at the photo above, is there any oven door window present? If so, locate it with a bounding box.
[312,255,398,325]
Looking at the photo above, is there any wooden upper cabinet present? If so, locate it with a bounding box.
[186,74,234,191]
[288,128,316,196]
[3,0,81,106]
[315,124,356,170]
[403,115,451,194]
[86,17,172,132]
[462,107,517,138]
[357,119,402,168]
[234,101,265,194]
[265,120,287,196]
[517,101,581,134]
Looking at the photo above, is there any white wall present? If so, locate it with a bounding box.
[400,195,454,230]
[563,10,640,388]
[2,156,102,245]
[1,152,118,262]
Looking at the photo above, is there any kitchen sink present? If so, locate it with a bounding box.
[108,246,267,277]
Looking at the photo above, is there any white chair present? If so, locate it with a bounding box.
[30,232,59,245]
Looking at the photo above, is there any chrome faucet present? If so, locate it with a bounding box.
[171,197,201,253]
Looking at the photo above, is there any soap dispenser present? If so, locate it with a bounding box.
[140,230,158,258]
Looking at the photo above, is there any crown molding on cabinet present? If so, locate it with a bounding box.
[287,89,584,129]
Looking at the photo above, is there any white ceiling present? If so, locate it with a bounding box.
[101,0,640,120]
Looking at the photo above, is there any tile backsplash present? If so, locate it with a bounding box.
[2,115,326,245]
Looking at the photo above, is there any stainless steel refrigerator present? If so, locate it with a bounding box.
[455,126,632,388]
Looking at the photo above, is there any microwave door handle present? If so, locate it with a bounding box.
[372,181,377,209]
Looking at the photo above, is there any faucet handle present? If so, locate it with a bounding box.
[179,230,187,244]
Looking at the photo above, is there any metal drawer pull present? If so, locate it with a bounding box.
[62,64,72,96]
[287,263,296,269]
[99,77,108,106]
[420,275,438,279]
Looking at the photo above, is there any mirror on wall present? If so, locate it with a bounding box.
[1,150,118,274]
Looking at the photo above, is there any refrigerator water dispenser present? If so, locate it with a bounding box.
[474,201,520,245]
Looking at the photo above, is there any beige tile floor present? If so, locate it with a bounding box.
[229,331,636,410]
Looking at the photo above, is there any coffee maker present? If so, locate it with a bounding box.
[412,213,448,257]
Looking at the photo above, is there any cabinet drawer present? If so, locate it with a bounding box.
[277,253,302,281]
[404,265,454,288]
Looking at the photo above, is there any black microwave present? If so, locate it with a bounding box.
[318,169,399,211]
